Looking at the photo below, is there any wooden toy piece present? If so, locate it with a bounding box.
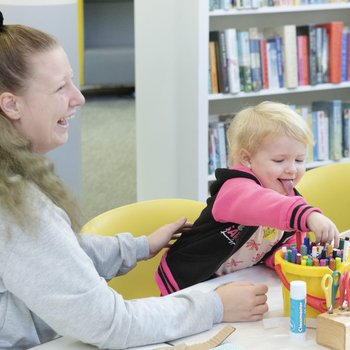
[316,308,350,350]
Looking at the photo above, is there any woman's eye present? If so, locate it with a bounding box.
[56,84,65,92]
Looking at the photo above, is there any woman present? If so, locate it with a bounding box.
[0,12,268,350]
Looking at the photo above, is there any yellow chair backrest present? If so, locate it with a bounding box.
[296,163,350,232]
[81,198,205,299]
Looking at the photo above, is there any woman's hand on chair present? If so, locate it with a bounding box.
[147,217,192,258]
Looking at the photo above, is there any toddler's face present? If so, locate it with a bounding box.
[248,135,307,195]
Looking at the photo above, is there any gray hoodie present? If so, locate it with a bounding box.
[0,184,222,349]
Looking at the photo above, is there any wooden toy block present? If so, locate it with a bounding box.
[316,309,350,350]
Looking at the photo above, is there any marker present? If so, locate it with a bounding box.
[336,257,342,271]
[304,237,310,254]
[291,247,297,263]
[343,238,350,262]
[300,244,308,256]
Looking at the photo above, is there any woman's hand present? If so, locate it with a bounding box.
[215,282,269,322]
[147,217,192,258]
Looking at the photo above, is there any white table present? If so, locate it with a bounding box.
[31,265,328,350]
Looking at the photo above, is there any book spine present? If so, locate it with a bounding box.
[208,123,218,174]
[267,38,279,89]
[319,22,344,84]
[218,31,230,93]
[330,101,343,161]
[275,36,284,88]
[308,25,318,86]
[217,121,228,168]
[208,46,212,94]
[209,41,219,94]
[315,27,324,84]
[249,27,263,91]
[342,29,349,82]
[312,111,319,161]
[224,28,241,94]
[283,25,298,89]
[237,30,252,92]
[317,110,330,161]
[342,104,350,158]
[260,38,269,89]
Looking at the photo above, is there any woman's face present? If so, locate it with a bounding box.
[13,46,85,153]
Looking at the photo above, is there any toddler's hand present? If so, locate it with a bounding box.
[306,212,340,248]
[147,217,192,258]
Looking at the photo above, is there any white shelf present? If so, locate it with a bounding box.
[135,0,350,202]
[210,3,350,16]
[209,82,350,101]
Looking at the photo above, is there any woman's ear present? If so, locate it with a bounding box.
[0,92,21,120]
[239,148,252,168]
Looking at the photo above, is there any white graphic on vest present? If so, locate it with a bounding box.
[220,224,244,245]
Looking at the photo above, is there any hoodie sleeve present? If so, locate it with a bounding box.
[212,177,321,232]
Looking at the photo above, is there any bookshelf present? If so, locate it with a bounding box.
[135,0,350,202]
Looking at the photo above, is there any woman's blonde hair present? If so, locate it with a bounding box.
[227,101,314,166]
[0,24,81,231]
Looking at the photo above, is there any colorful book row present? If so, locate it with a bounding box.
[209,0,350,11]
[208,100,350,175]
[209,22,350,94]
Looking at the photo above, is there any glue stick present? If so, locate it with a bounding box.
[290,280,306,341]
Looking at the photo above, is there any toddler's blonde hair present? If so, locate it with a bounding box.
[227,101,314,166]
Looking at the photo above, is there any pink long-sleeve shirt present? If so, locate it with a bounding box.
[212,165,319,273]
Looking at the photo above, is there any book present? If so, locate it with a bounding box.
[266,38,279,89]
[295,105,314,162]
[318,21,344,84]
[264,26,298,89]
[249,27,263,91]
[208,45,212,94]
[342,27,349,82]
[217,121,228,168]
[308,25,317,86]
[296,34,310,86]
[312,111,319,161]
[209,41,219,94]
[312,100,343,161]
[275,36,284,88]
[209,31,229,94]
[208,124,217,175]
[237,30,252,92]
[348,30,350,81]
[224,28,241,94]
[314,26,330,84]
[342,102,350,158]
[260,37,269,89]
[316,110,330,161]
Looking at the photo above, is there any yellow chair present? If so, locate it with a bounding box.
[81,198,205,299]
[296,163,350,232]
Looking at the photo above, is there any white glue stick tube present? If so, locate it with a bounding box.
[290,280,306,341]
